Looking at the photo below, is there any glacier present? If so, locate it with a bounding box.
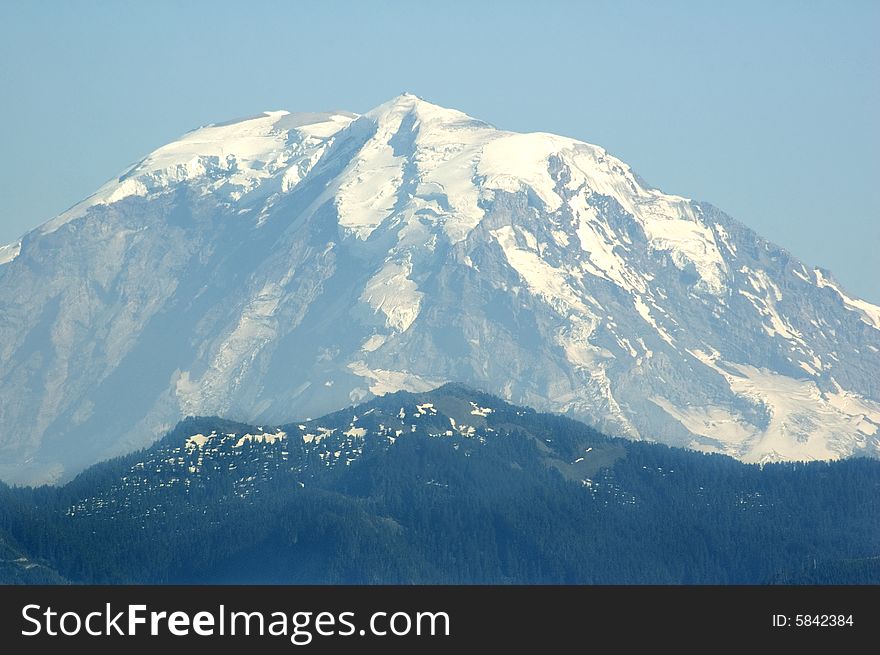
[0,93,878,484]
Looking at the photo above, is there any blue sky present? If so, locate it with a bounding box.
[1,0,877,301]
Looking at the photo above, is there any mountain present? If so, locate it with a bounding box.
[1,93,878,485]
[1,386,877,584]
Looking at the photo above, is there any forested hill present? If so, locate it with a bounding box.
[1,384,878,584]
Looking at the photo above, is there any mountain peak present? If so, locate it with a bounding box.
[368,91,439,113]
[365,93,485,130]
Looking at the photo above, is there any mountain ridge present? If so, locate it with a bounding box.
[2,386,877,584]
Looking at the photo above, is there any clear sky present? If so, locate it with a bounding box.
[1,0,877,301]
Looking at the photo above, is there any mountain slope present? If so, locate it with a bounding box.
[1,386,877,584]
[1,94,878,484]
[0,531,67,584]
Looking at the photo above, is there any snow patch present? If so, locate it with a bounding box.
[416,403,437,415]
[469,402,493,417]
[792,267,810,283]
[0,240,21,266]
[185,432,215,451]
[234,430,287,448]
[361,334,388,352]
[714,223,736,255]
[650,396,754,447]
[737,267,806,345]
[492,225,589,314]
[347,360,445,396]
[361,258,423,332]
[175,275,290,415]
[571,197,643,292]
[633,296,675,345]
[814,269,880,330]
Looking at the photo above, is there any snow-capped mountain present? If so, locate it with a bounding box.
[1,93,878,484]
[6,386,877,584]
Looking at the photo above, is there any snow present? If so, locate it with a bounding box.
[469,402,493,417]
[39,111,355,236]
[650,396,754,448]
[791,267,811,283]
[333,129,404,239]
[551,318,636,436]
[547,140,728,295]
[478,132,568,210]
[492,226,589,314]
[361,334,388,352]
[329,94,493,242]
[814,269,880,330]
[633,296,675,345]
[313,90,735,297]
[737,268,806,345]
[551,229,570,247]
[360,258,423,332]
[0,240,21,266]
[571,197,644,292]
[556,318,605,367]
[280,139,333,192]
[234,430,287,448]
[457,424,476,437]
[638,207,728,295]
[416,403,437,415]
[347,360,445,396]
[714,223,736,255]
[686,348,880,461]
[375,103,730,305]
[343,426,367,438]
[4,93,878,483]
[824,379,880,437]
[176,275,291,415]
[185,433,214,451]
